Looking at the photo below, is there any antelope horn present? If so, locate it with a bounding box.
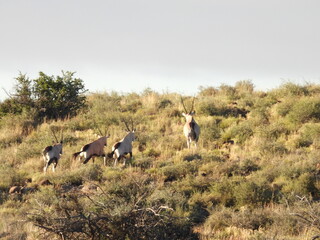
[50,127,59,143]
[131,118,134,132]
[97,125,103,136]
[122,119,131,132]
[104,126,109,137]
[191,96,196,113]
[93,120,103,136]
[60,127,64,142]
[180,97,188,113]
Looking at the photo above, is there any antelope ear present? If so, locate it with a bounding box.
[182,113,186,117]
[133,129,135,133]
[190,111,195,115]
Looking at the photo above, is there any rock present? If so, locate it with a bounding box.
[81,184,98,193]
[39,179,53,186]
[25,178,32,184]
[9,186,21,194]
[21,187,37,194]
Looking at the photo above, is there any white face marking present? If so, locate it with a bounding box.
[80,152,86,160]
[183,113,193,122]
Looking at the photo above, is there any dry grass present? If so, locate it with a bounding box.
[0,83,320,239]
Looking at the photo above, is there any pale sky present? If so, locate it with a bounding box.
[1,0,320,100]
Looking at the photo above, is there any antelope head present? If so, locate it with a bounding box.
[181,97,196,122]
[50,127,63,153]
[96,124,110,144]
[122,118,136,141]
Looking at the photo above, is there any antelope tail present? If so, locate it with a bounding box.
[43,146,53,155]
[107,151,114,158]
[72,151,82,160]
[108,142,121,158]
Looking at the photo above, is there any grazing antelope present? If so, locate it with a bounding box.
[181,97,200,149]
[73,128,110,166]
[42,129,63,173]
[108,120,135,166]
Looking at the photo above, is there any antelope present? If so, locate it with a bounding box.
[72,127,110,166]
[181,97,200,149]
[42,129,63,173]
[108,119,135,166]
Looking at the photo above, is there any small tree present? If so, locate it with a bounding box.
[0,71,87,121]
[33,71,87,120]
[0,73,33,115]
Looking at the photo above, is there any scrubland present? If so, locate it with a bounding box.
[1,81,320,239]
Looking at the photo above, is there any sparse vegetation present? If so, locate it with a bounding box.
[1,80,320,239]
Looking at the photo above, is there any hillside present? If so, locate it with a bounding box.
[1,81,320,239]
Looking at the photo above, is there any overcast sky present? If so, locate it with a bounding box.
[1,0,320,100]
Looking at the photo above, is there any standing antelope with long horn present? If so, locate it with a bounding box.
[42,128,63,173]
[181,97,200,149]
[72,127,110,166]
[108,119,135,166]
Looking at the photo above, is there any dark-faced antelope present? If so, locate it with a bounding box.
[73,128,110,166]
[42,129,63,173]
[108,120,135,166]
[181,97,200,149]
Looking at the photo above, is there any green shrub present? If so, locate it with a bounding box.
[219,84,238,100]
[295,123,320,148]
[276,82,309,97]
[133,157,153,169]
[200,118,221,144]
[198,86,217,97]
[209,178,237,207]
[235,80,254,97]
[275,98,295,117]
[145,148,161,158]
[0,164,26,190]
[232,208,273,231]
[222,120,254,144]
[258,140,288,156]
[281,172,317,199]
[197,99,218,116]
[234,180,273,207]
[158,99,173,109]
[238,159,260,176]
[1,71,87,122]
[162,162,198,182]
[257,122,290,140]
[287,97,320,124]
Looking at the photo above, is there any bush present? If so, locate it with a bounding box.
[234,180,273,207]
[235,80,254,97]
[209,178,237,207]
[275,98,295,117]
[287,97,320,124]
[0,164,26,190]
[276,82,309,97]
[222,120,254,144]
[27,171,198,240]
[281,173,317,199]
[0,71,87,122]
[162,162,198,182]
[294,123,320,148]
[158,99,173,109]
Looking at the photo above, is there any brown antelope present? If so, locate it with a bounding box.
[73,127,110,166]
[181,97,200,149]
[108,119,135,166]
[42,128,63,173]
